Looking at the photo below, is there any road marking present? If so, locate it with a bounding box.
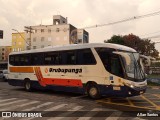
[0,99,27,107]
[21,102,53,111]
[22,104,68,120]
[76,108,102,120]
[140,95,160,110]
[47,106,84,120]
[0,98,17,103]
[96,100,157,110]
[18,102,54,120]
[44,104,68,111]
[105,111,122,120]
[153,94,160,99]
[127,98,134,106]
[0,101,40,111]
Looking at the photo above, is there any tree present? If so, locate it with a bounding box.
[107,35,124,45]
[105,34,159,58]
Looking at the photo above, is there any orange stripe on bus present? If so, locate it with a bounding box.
[9,67,34,73]
[34,67,46,87]
[33,67,83,87]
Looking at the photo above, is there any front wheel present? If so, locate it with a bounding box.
[24,80,32,92]
[87,85,101,99]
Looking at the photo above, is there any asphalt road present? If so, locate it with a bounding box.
[0,79,159,120]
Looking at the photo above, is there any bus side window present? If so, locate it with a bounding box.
[15,55,20,66]
[23,54,29,66]
[61,51,76,65]
[44,52,59,65]
[9,56,15,65]
[20,55,25,66]
[77,49,96,65]
[31,53,44,65]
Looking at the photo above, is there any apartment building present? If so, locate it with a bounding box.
[25,15,89,50]
[12,32,25,52]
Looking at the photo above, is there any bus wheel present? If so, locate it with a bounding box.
[24,80,32,92]
[87,85,101,99]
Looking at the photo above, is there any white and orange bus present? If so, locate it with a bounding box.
[8,43,147,99]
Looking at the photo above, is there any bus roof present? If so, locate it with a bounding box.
[10,43,136,55]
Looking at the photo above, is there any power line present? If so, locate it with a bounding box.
[143,34,160,39]
[82,10,160,29]
[140,30,160,37]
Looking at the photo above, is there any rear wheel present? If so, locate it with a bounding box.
[87,84,101,99]
[24,80,32,91]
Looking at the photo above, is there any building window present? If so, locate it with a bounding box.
[2,57,4,60]
[13,36,16,39]
[56,28,59,32]
[64,36,67,41]
[41,29,44,32]
[48,29,51,33]
[33,46,36,49]
[41,37,45,42]
[2,48,4,51]
[2,53,4,55]
[33,37,36,42]
[13,42,16,45]
[19,42,22,45]
[48,37,52,41]
[26,46,30,50]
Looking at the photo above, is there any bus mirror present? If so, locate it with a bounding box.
[113,52,131,65]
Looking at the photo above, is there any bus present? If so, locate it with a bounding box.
[8,43,147,99]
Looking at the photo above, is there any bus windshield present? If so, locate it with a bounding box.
[114,52,145,82]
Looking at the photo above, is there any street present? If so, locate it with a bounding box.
[0,79,159,120]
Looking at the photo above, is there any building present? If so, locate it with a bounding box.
[12,32,25,52]
[0,46,12,62]
[24,15,89,50]
[77,29,89,44]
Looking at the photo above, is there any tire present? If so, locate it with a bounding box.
[87,84,101,99]
[24,80,32,92]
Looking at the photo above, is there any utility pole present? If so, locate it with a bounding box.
[24,26,34,50]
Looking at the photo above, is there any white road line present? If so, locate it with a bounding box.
[24,104,68,120]
[0,99,27,107]
[76,108,102,120]
[22,102,53,111]
[105,111,122,120]
[0,98,17,103]
[0,101,40,111]
[47,106,84,120]
[44,104,68,111]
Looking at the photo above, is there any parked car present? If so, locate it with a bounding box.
[0,70,3,79]
[0,70,8,81]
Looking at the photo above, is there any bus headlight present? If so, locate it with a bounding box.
[125,82,135,88]
[130,82,135,88]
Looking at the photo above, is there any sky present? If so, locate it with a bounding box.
[0,0,160,53]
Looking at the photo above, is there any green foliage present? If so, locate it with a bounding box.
[105,34,159,58]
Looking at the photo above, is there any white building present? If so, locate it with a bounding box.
[25,15,89,50]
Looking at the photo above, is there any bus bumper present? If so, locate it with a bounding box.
[99,85,147,97]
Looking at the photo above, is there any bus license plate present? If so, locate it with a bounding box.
[113,86,121,90]
[140,91,143,94]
